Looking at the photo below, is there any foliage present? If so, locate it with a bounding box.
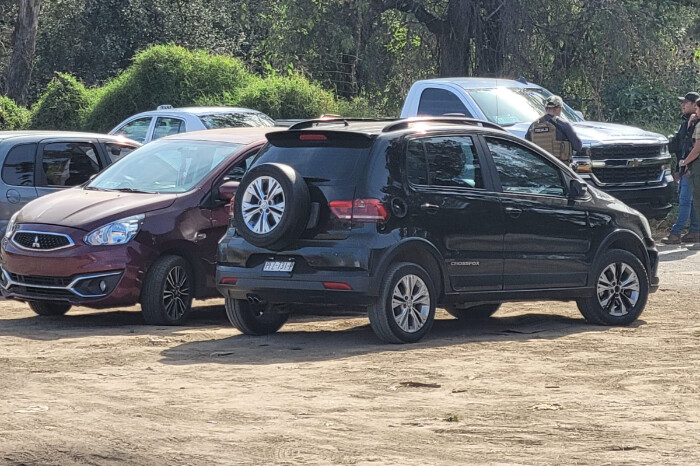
[29,73,97,130]
[0,95,30,130]
[237,75,336,119]
[86,45,252,131]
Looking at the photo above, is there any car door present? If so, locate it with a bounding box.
[35,140,105,197]
[197,145,262,289]
[483,135,592,290]
[1,143,38,229]
[405,134,505,292]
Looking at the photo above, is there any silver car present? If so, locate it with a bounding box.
[0,131,140,234]
[109,106,276,144]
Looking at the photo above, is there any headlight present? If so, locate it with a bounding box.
[84,214,144,246]
[4,212,19,239]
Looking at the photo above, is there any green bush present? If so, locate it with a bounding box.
[334,96,379,118]
[87,44,253,131]
[237,75,336,119]
[0,96,30,130]
[29,73,97,130]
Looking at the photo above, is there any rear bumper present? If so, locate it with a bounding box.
[216,264,377,305]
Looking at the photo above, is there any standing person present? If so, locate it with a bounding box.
[663,92,700,244]
[679,99,700,250]
[526,95,583,164]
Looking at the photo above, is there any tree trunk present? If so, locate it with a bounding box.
[5,0,41,105]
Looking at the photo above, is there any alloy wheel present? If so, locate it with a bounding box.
[391,274,431,333]
[596,262,640,317]
[241,176,286,234]
[162,266,190,320]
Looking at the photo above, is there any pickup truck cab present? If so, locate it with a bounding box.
[401,78,674,219]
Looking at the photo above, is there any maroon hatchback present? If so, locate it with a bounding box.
[0,127,272,325]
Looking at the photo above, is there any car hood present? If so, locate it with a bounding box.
[17,188,178,231]
[507,121,667,145]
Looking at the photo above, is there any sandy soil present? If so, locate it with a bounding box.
[1,244,699,465]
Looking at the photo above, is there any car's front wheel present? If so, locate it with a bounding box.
[29,301,71,316]
[577,249,649,326]
[141,255,193,325]
[443,303,500,320]
[368,262,436,344]
[225,298,290,335]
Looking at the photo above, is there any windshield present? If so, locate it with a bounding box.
[199,112,275,129]
[466,87,582,126]
[87,140,243,193]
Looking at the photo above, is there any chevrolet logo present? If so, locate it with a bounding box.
[627,158,643,167]
[31,236,41,248]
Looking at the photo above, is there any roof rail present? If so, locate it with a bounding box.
[288,117,396,131]
[381,117,505,133]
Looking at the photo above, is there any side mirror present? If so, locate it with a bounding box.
[569,179,588,199]
[218,181,240,202]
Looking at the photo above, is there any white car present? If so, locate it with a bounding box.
[109,106,276,143]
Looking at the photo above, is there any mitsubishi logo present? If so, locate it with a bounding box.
[32,236,41,248]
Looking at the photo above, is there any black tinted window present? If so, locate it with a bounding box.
[2,143,36,186]
[41,142,102,187]
[254,144,368,182]
[407,136,482,188]
[417,88,471,117]
[486,137,565,196]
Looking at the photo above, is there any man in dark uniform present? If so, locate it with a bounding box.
[526,95,583,164]
[663,92,699,244]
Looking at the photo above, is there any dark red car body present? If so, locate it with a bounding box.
[0,128,271,311]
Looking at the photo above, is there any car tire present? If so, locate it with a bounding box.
[141,255,193,326]
[233,163,310,250]
[577,249,649,326]
[368,262,436,344]
[225,298,290,335]
[29,301,71,316]
[443,303,500,320]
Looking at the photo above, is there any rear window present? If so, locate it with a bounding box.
[253,134,371,182]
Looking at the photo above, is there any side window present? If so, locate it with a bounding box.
[486,137,566,196]
[407,136,483,189]
[105,143,138,163]
[417,88,472,117]
[40,142,102,187]
[152,117,186,141]
[225,151,258,182]
[2,143,36,186]
[114,117,152,143]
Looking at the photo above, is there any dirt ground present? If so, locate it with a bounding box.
[1,244,699,465]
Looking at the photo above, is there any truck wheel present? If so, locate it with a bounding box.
[225,298,289,335]
[141,255,193,325]
[577,249,649,326]
[233,163,310,250]
[29,301,71,316]
[444,303,500,320]
[368,262,436,344]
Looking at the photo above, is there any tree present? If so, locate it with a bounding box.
[5,0,41,105]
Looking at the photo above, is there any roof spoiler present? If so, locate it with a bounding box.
[381,117,505,133]
[288,117,396,130]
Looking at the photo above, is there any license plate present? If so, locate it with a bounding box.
[263,261,295,273]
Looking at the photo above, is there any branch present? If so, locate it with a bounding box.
[378,0,448,34]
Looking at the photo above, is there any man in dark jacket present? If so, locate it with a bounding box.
[526,95,582,163]
[663,91,699,244]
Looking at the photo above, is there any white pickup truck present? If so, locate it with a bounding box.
[400,78,674,219]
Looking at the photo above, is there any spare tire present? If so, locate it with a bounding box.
[233,163,310,249]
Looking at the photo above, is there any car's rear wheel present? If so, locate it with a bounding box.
[368,262,436,344]
[29,301,71,316]
[225,298,290,335]
[141,255,193,325]
[443,303,500,320]
[577,249,649,325]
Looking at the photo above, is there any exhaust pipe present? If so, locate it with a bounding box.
[246,294,263,304]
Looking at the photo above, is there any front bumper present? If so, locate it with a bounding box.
[0,224,153,308]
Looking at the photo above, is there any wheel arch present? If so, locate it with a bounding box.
[144,243,207,299]
[372,239,447,301]
[593,229,650,277]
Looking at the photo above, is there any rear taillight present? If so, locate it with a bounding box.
[329,199,388,223]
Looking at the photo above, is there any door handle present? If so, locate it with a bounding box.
[420,202,440,214]
[505,207,523,218]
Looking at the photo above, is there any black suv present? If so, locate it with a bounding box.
[216,118,659,343]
